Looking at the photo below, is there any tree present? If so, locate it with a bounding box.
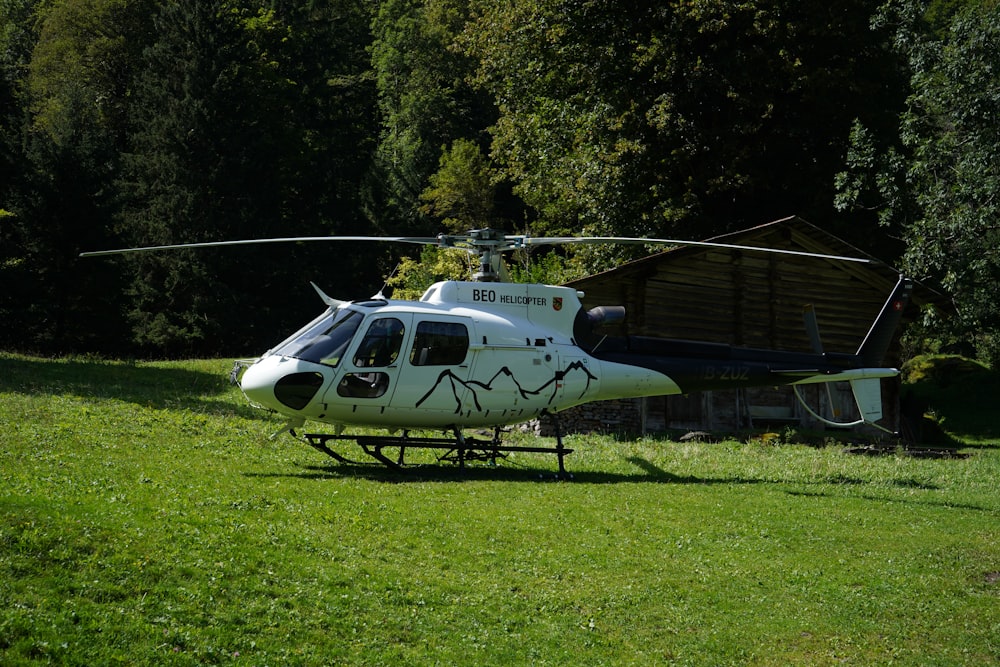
[117,0,383,354]
[385,245,470,299]
[1,0,384,355]
[119,0,295,351]
[264,0,378,237]
[463,0,906,268]
[418,138,498,231]
[0,0,153,352]
[839,0,1000,365]
[368,0,493,234]
[27,0,151,147]
[0,0,38,344]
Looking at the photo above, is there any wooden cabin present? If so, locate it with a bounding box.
[550,216,944,437]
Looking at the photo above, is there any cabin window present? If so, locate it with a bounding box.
[410,321,469,366]
[353,318,405,368]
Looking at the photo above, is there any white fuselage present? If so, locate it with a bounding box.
[239,281,681,430]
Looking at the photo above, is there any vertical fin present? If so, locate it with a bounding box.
[857,277,913,366]
[803,304,840,417]
[803,304,824,354]
[849,378,884,422]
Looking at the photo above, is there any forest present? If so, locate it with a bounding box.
[1,0,998,362]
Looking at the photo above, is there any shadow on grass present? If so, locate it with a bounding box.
[246,461,997,512]
[245,455,768,486]
[783,488,995,513]
[902,355,1000,447]
[0,354,263,420]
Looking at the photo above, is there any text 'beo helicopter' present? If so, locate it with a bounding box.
[82,228,912,476]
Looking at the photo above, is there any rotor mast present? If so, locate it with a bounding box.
[438,228,518,282]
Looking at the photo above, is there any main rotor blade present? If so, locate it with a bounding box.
[80,228,878,266]
[517,236,878,264]
[79,235,442,257]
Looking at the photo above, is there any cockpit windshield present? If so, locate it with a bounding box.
[273,308,364,367]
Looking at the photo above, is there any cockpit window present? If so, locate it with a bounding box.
[273,308,364,367]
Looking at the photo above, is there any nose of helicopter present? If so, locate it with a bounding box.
[239,357,283,410]
[240,356,326,413]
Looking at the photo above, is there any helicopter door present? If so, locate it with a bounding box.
[390,317,474,419]
[464,338,563,420]
[330,315,412,414]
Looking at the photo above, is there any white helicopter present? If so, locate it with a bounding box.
[82,228,912,474]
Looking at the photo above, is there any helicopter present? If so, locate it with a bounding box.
[81,228,913,475]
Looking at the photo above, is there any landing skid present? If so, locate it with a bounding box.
[301,424,574,477]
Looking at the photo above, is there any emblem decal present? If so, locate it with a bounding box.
[552,297,563,312]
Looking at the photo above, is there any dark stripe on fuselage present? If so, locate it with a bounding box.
[590,336,862,393]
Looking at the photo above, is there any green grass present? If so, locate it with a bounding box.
[1,353,998,665]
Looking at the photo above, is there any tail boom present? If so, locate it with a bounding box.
[589,356,898,427]
[577,275,911,428]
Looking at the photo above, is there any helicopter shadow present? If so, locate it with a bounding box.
[243,457,1000,513]
[244,455,764,486]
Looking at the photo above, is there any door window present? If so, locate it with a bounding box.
[353,318,405,367]
[336,317,405,399]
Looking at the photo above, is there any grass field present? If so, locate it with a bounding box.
[1,353,998,665]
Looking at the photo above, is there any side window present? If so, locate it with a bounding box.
[353,318,405,368]
[410,321,469,366]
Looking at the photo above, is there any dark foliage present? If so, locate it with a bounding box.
[1,0,992,361]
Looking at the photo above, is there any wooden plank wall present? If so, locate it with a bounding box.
[572,221,897,358]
